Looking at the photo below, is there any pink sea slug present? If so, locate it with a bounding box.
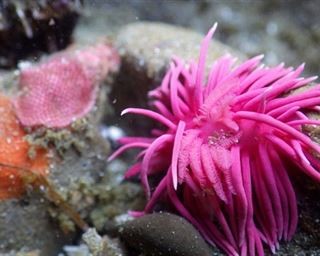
[109,24,320,256]
[14,42,119,128]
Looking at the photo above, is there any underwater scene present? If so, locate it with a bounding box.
[0,0,319,255]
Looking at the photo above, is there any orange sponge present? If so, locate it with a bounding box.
[0,94,48,199]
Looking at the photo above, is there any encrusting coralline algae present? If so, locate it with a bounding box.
[14,43,119,128]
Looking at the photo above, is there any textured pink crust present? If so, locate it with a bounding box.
[14,43,119,128]
[109,24,320,256]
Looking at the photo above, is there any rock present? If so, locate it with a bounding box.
[82,228,104,256]
[42,123,144,235]
[46,126,111,233]
[116,21,243,84]
[0,193,71,255]
[111,22,245,134]
[119,212,212,256]
[0,40,141,254]
[0,96,142,255]
[82,228,127,256]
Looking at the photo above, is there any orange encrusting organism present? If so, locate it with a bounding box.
[0,93,49,200]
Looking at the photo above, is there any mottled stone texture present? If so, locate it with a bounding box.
[0,194,72,255]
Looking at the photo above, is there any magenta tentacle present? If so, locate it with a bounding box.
[259,144,284,240]
[141,134,173,198]
[235,111,320,154]
[107,142,150,161]
[194,23,218,108]
[171,121,186,189]
[121,108,176,130]
[201,144,227,202]
[230,145,247,245]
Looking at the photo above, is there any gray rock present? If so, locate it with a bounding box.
[116,22,243,83]
[119,212,212,256]
[0,194,72,255]
[42,122,144,235]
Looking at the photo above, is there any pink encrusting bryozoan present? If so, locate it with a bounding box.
[14,42,119,128]
[108,24,320,256]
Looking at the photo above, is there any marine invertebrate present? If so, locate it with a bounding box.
[0,93,48,199]
[109,25,320,255]
[14,42,119,128]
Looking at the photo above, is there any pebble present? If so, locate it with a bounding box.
[119,212,212,256]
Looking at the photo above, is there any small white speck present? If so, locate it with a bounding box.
[18,61,32,70]
[138,59,145,66]
[49,18,55,26]
[100,125,125,141]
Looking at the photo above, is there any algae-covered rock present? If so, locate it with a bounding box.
[0,37,139,254]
